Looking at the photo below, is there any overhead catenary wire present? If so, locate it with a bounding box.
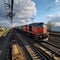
[2,0,14,23]
[2,0,9,17]
[10,0,14,23]
[40,2,60,14]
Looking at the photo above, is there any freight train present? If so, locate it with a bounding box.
[21,23,49,41]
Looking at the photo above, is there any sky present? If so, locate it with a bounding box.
[32,0,60,23]
[0,0,60,27]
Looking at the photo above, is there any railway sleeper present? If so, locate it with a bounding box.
[40,43,60,57]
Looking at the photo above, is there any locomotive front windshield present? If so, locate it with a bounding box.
[37,23,47,28]
[37,23,43,27]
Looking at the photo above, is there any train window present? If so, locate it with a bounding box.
[37,23,43,27]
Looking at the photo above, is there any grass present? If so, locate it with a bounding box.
[0,29,10,37]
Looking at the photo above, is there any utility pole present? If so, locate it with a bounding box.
[10,0,14,23]
[3,0,14,23]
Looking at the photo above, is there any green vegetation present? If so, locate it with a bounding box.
[0,29,9,37]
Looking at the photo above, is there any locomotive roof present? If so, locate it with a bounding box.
[22,22,44,26]
[29,22,44,26]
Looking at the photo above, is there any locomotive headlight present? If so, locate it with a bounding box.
[40,36,42,38]
[47,32,49,35]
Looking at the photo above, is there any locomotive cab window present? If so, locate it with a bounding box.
[37,23,43,27]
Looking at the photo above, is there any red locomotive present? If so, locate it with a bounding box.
[22,23,49,41]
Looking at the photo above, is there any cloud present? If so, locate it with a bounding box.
[0,0,37,27]
[0,0,37,26]
[46,14,60,26]
[55,0,60,5]
[13,0,37,27]
[14,0,37,18]
[46,14,60,21]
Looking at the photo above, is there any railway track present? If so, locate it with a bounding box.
[17,29,60,60]
[15,30,56,60]
[12,31,33,60]
[48,35,60,48]
[1,29,59,60]
[0,30,33,60]
[44,41,60,49]
[40,42,60,58]
[50,32,60,37]
[49,32,60,35]
[15,31,44,60]
[0,31,12,60]
[23,34,60,60]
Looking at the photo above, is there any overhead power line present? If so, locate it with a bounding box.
[10,0,14,23]
[3,0,14,23]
